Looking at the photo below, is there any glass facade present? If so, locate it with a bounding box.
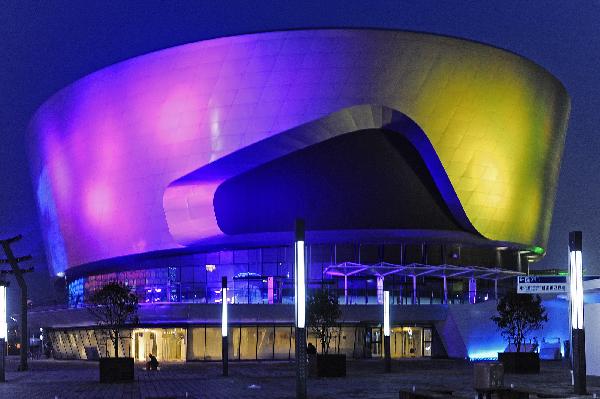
[68,244,508,308]
[48,324,432,362]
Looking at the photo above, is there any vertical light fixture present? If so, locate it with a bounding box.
[221,276,228,377]
[383,290,391,372]
[0,282,7,341]
[0,280,6,383]
[569,231,586,394]
[294,219,306,399]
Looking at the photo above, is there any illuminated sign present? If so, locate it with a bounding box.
[517,276,567,294]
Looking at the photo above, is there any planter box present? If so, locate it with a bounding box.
[317,354,346,377]
[498,352,540,374]
[99,357,135,383]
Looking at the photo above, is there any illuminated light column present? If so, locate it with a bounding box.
[377,276,384,304]
[294,219,307,399]
[569,231,586,395]
[0,283,7,340]
[0,280,6,383]
[221,276,228,377]
[383,290,391,373]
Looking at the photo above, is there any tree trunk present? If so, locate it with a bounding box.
[113,330,119,358]
[18,276,28,371]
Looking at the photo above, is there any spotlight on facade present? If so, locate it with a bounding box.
[569,231,586,394]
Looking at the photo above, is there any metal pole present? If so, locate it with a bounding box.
[221,276,228,377]
[295,219,307,399]
[383,290,391,373]
[0,338,5,382]
[569,231,586,395]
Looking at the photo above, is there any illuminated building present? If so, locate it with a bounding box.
[28,29,569,362]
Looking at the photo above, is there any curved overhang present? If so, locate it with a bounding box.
[28,29,570,274]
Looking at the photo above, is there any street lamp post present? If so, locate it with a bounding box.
[569,231,586,395]
[383,290,391,373]
[0,280,7,383]
[222,276,228,377]
[295,219,307,399]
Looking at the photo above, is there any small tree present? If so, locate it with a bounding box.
[491,293,548,353]
[88,282,138,358]
[307,289,342,354]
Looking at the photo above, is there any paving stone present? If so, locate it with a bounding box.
[0,356,598,399]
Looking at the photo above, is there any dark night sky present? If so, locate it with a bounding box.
[2,1,600,314]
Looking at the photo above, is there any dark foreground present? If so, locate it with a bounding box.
[1,356,598,398]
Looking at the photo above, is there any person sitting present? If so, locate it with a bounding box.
[307,342,317,355]
[146,353,159,371]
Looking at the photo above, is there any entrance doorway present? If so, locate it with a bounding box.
[133,328,186,362]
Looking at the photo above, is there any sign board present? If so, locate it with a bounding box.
[517,276,567,294]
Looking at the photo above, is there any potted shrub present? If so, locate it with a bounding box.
[88,282,139,382]
[307,289,345,377]
[491,293,547,374]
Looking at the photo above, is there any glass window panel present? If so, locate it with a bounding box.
[187,327,206,360]
[240,326,257,360]
[337,327,356,357]
[257,326,274,360]
[274,326,292,360]
[231,326,240,360]
[290,327,296,359]
[205,327,222,360]
[181,266,194,283]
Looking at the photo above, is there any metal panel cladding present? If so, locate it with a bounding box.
[28,29,570,275]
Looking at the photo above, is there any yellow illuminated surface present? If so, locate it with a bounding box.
[376,33,570,249]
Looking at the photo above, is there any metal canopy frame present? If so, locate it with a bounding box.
[323,261,523,281]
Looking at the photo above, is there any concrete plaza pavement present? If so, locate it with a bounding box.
[1,356,599,399]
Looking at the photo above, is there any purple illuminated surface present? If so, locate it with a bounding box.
[29,29,565,275]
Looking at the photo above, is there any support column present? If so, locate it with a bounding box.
[412,275,417,305]
[344,275,348,305]
[443,276,448,305]
[494,279,498,301]
[377,276,384,304]
[469,278,477,304]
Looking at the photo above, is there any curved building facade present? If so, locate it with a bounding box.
[28,29,570,362]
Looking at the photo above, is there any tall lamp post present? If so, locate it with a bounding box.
[295,219,307,399]
[383,290,391,373]
[222,276,228,377]
[569,231,586,394]
[0,279,7,383]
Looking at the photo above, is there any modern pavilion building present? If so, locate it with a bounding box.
[27,29,570,362]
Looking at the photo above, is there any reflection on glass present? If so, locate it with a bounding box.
[188,327,206,360]
[205,327,222,360]
[240,327,257,360]
[274,326,292,360]
[257,326,274,359]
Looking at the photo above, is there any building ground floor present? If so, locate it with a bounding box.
[47,324,434,362]
[30,299,571,363]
